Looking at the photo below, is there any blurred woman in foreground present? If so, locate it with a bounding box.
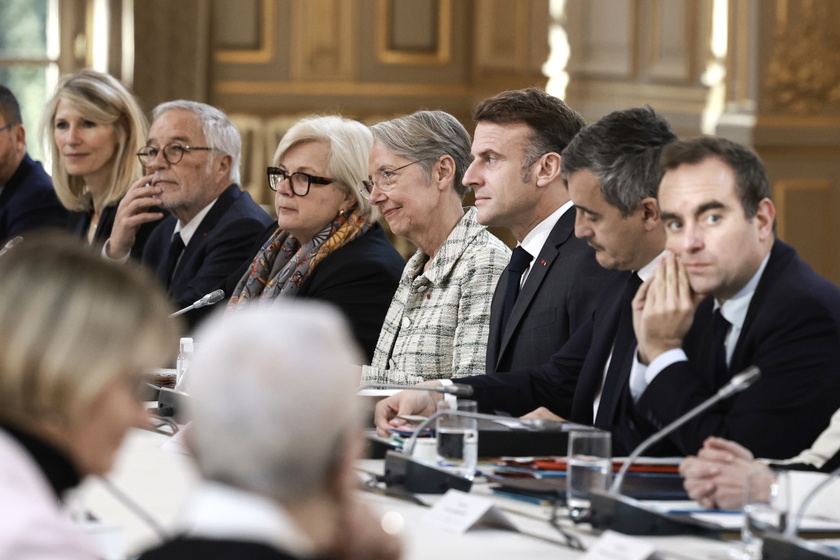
[0,233,178,558]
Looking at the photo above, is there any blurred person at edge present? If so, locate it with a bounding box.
[226,116,404,361]
[0,232,179,559]
[361,110,510,384]
[41,69,163,250]
[138,302,401,560]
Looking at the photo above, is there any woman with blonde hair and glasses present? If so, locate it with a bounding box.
[361,110,510,385]
[227,115,404,361]
[41,69,163,251]
[0,232,179,558]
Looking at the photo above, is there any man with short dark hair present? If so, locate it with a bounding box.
[0,85,69,242]
[464,88,615,374]
[106,100,273,327]
[631,136,840,459]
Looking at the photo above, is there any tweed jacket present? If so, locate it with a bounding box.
[362,207,510,384]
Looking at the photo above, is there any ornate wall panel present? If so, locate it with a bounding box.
[566,0,636,78]
[774,179,835,281]
[643,0,696,82]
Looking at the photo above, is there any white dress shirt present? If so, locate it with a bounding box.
[516,201,574,287]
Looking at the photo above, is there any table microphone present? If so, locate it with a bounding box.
[760,465,840,560]
[588,365,761,537]
[358,382,474,397]
[170,289,225,317]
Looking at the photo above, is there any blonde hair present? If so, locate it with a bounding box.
[41,69,148,212]
[274,115,378,221]
[0,232,179,426]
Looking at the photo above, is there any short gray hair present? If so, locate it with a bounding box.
[370,110,472,198]
[561,106,677,216]
[153,100,241,184]
[187,302,364,502]
[274,115,377,221]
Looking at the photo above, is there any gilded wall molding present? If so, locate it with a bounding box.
[214,0,275,64]
[376,0,452,65]
[765,0,840,114]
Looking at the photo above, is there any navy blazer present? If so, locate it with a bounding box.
[0,154,69,242]
[486,208,617,374]
[460,271,644,454]
[142,184,274,328]
[635,240,840,459]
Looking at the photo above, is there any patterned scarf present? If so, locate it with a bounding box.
[228,207,371,308]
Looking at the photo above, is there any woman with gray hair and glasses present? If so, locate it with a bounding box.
[361,110,510,385]
[227,115,404,361]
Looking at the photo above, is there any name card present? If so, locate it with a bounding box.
[583,530,657,560]
[422,489,518,534]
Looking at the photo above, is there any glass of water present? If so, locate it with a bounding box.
[435,399,478,480]
[741,469,789,560]
[566,430,612,518]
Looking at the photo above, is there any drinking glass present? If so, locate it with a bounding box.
[741,469,789,560]
[435,399,478,479]
[566,429,612,518]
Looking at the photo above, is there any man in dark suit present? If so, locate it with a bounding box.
[106,100,273,327]
[138,304,400,560]
[631,136,840,459]
[463,88,615,374]
[0,85,69,243]
[375,107,676,455]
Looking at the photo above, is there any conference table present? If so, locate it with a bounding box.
[77,426,747,560]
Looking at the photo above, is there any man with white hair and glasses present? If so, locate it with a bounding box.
[105,100,273,327]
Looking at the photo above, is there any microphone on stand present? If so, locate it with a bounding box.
[761,465,840,560]
[358,382,474,397]
[588,365,761,537]
[170,289,225,317]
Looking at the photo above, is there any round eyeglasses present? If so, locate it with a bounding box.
[136,143,213,167]
[359,160,423,200]
[267,166,334,197]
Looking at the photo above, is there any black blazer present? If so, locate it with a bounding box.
[635,240,840,459]
[142,184,274,328]
[224,222,404,361]
[68,202,165,257]
[296,223,404,361]
[0,154,69,242]
[139,537,306,560]
[486,209,617,374]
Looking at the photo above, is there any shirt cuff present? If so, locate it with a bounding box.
[102,239,131,264]
[438,379,457,405]
[630,348,687,401]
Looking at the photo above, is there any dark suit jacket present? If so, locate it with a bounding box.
[68,201,165,257]
[460,271,646,455]
[296,223,404,361]
[142,184,274,328]
[138,537,308,560]
[224,223,403,361]
[486,209,617,374]
[0,154,69,242]
[635,240,840,459]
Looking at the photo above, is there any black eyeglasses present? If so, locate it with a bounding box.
[0,123,16,133]
[137,143,213,167]
[267,166,334,197]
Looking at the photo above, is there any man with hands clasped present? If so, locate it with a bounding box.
[630,136,840,459]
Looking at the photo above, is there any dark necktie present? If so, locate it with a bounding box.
[160,232,185,287]
[712,308,731,377]
[501,246,533,331]
[595,273,643,426]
